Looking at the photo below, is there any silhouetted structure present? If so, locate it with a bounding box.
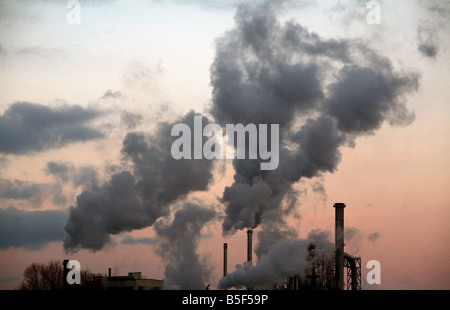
[223,243,228,277]
[232,202,362,290]
[247,229,253,290]
[344,253,361,290]
[334,203,345,290]
[102,272,163,290]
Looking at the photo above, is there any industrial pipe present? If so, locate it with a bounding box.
[334,203,345,290]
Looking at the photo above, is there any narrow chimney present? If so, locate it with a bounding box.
[247,229,253,263]
[108,268,111,278]
[246,229,253,290]
[223,243,228,277]
[62,259,69,289]
[334,203,346,290]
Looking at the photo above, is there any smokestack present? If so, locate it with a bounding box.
[247,229,253,263]
[108,268,111,278]
[246,229,253,290]
[334,203,346,290]
[223,243,228,277]
[62,259,69,290]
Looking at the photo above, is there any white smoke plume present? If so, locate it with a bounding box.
[154,203,217,290]
[219,229,334,289]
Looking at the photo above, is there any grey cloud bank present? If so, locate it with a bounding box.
[0,206,67,250]
[210,1,419,234]
[0,102,104,155]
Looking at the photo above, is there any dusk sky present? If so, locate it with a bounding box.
[0,0,449,290]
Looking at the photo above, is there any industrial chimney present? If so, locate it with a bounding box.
[223,243,228,277]
[246,229,253,290]
[247,229,253,264]
[62,259,69,290]
[334,203,346,290]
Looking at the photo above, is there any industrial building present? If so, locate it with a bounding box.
[62,202,359,291]
[104,271,163,290]
[222,202,362,290]
[62,264,163,290]
[333,203,361,290]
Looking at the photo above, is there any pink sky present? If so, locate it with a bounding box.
[0,0,449,290]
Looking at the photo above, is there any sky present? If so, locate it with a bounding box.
[0,0,449,290]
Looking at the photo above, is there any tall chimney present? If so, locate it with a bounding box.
[334,203,346,290]
[246,229,253,290]
[62,259,69,289]
[247,229,253,263]
[223,243,228,277]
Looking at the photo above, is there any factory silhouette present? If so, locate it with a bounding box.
[62,203,360,291]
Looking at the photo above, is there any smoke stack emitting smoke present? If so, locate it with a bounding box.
[223,243,228,277]
[212,1,418,237]
[63,1,419,289]
[334,203,345,290]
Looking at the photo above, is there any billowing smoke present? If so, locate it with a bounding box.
[210,1,419,235]
[62,0,420,290]
[154,203,217,290]
[63,111,215,252]
[219,229,334,289]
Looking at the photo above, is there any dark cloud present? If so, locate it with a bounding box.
[325,65,418,133]
[417,43,438,58]
[0,206,67,250]
[63,171,149,251]
[0,102,104,155]
[0,178,46,201]
[0,178,66,207]
[210,1,419,235]
[63,111,215,252]
[45,161,72,183]
[121,111,214,207]
[210,2,324,127]
[0,162,98,209]
[292,116,346,178]
[71,166,98,188]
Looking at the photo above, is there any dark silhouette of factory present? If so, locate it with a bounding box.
[102,271,163,290]
[223,203,361,290]
[62,266,163,290]
[332,203,361,290]
[64,202,360,290]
